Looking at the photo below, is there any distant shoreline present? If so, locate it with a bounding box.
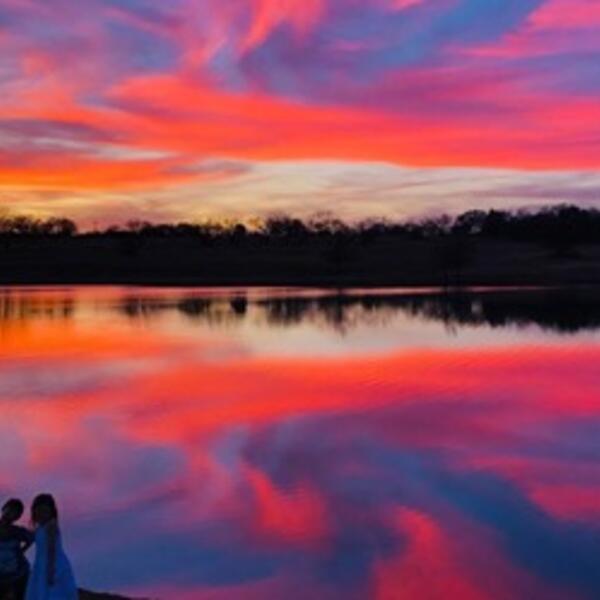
[1,205,599,288]
[1,238,599,288]
[2,277,600,288]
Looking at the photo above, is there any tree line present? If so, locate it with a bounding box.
[1,204,600,246]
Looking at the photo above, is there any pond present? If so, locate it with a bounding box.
[0,286,599,599]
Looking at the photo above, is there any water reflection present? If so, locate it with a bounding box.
[0,287,599,599]
[3,286,599,334]
[0,290,75,323]
[101,288,600,333]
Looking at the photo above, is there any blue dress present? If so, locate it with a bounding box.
[26,523,77,600]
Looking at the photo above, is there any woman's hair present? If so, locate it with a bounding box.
[31,493,59,524]
[1,498,24,520]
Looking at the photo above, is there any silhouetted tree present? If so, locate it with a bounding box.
[452,210,486,236]
[1,204,600,251]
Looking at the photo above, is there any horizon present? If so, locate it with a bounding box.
[1,1,600,226]
[1,201,598,233]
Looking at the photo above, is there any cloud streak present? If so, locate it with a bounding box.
[0,0,599,219]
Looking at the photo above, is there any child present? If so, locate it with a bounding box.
[25,494,77,600]
[0,498,33,600]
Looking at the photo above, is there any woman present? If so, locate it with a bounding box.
[0,498,33,600]
[26,494,78,600]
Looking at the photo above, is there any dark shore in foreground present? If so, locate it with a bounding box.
[80,591,138,600]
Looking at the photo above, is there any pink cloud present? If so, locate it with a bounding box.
[242,0,325,51]
[467,0,600,58]
[372,509,572,600]
[389,0,426,10]
[530,0,600,29]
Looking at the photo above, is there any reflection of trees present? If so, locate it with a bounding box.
[121,296,213,320]
[120,296,170,319]
[119,296,241,327]
[115,290,600,335]
[397,290,600,334]
[114,293,394,332]
[0,291,75,327]
[256,296,395,334]
[3,289,600,335]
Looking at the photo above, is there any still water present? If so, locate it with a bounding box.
[0,286,599,599]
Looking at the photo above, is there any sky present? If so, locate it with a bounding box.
[1,0,600,226]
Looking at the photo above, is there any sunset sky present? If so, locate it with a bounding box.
[1,0,600,226]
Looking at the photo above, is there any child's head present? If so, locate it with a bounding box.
[1,499,24,523]
[31,494,58,526]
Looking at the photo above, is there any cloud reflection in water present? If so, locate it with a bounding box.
[0,287,599,599]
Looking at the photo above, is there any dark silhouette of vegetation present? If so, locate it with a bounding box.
[1,204,599,244]
[0,215,77,237]
[1,204,599,285]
